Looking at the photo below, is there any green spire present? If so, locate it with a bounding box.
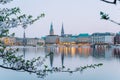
[50,22,54,35]
[61,23,64,36]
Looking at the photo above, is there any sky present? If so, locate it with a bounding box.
[1,0,120,38]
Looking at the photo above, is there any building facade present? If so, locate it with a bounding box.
[15,38,45,46]
[91,32,115,45]
[59,24,76,46]
[59,34,76,46]
[76,33,90,44]
[15,37,23,45]
[1,37,16,46]
[45,23,60,44]
[45,35,59,44]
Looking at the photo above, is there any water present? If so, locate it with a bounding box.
[0,46,120,80]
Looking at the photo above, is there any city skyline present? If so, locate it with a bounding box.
[1,0,120,38]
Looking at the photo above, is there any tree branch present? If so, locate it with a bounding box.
[108,19,120,25]
[101,0,117,4]
[0,65,36,73]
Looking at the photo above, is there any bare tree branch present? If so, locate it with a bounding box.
[100,12,120,25]
[108,19,120,25]
[101,0,117,4]
[0,65,36,73]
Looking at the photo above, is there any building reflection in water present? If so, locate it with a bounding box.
[44,46,120,67]
[45,47,59,55]
[13,45,120,69]
[49,52,54,67]
[92,47,106,59]
[113,48,120,59]
[45,46,92,66]
[59,47,77,57]
[45,46,92,57]
[71,47,76,56]
[23,47,26,58]
[61,52,64,67]
[48,47,116,58]
[78,46,91,57]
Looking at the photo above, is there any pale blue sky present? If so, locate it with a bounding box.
[1,0,120,38]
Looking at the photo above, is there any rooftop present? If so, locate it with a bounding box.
[78,33,90,37]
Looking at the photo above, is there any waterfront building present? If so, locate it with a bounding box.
[15,38,45,46]
[45,35,59,44]
[22,38,45,46]
[26,38,39,46]
[59,24,76,46]
[37,38,45,46]
[91,32,115,45]
[45,23,59,44]
[15,37,23,45]
[76,33,90,46]
[59,35,76,46]
[1,37,16,46]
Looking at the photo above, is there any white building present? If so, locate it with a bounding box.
[76,34,90,43]
[37,39,45,46]
[26,38,38,46]
[26,38,45,46]
[91,32,115,45]
[59,34,76,45]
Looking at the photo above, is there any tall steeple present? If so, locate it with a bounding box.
[61,23,64,37]
[50,22,54,35]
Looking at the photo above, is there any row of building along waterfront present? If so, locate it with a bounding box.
[1,23,120,47]
[0,37,45,46]
[45,23,120,46]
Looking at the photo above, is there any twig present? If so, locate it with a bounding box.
[101,0,117,4]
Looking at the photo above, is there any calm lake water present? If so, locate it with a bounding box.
[0,46,120,80]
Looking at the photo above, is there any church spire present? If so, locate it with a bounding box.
[50,22,54,35]
[61,23,64,37]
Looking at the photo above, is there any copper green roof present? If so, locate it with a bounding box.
[78,33,90,37]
